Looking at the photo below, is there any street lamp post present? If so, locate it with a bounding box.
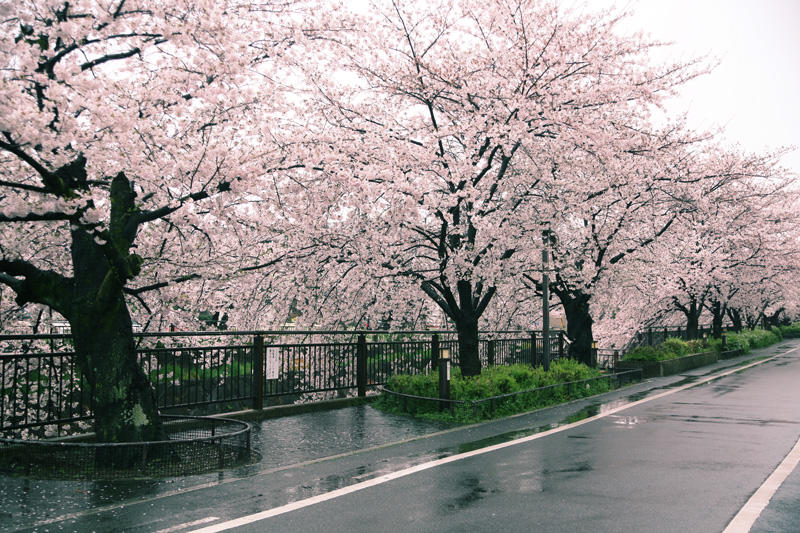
[542,231,551,372]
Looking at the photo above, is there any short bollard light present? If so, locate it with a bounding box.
[438,348,451,412]
[722,328,727,351]
[703,332,708,347]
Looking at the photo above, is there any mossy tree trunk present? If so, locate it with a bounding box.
[1,158,169,443]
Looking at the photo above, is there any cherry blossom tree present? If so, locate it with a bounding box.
[0,0,304,442]
[642,148,799,338]
[287,0,706,374]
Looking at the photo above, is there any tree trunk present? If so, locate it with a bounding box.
[766,307,785,328]
[66,207,164,444]
[556,290,594,367]
[683,299,701,339]
[455,313,481,377]
[420,279,494,378]
[71,300,163,443]
[0,160,165,445]
[727,308,743,332]
[710,300,725,339]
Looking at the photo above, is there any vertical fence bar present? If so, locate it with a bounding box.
[252,335,264,410]
[357,334,367,397]
[1,358,5,430]
[431,333,440,368]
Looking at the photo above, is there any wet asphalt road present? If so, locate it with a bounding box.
[3,341,800,532]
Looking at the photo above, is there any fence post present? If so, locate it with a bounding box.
[648,327,654,346]
[431,333,440,368]
[664,326,668,341]
[721,329,727,351]
[558,332,565,358]
[438,350,451,412]
[252,334,264,410]
[613,350,619,371]
[487,339,496,366]
[357,334,367,398]
[531,331,538,367]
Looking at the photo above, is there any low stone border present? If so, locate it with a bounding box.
[0,415,254,480]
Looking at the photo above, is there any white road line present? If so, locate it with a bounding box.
[723,434,800,533]
[155,516,220,533]
[190,351,793,533]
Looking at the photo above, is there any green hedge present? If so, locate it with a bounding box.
[779,323,800,338]
[624,337,704,361]
[714,328,780,354]
[376,360,611,423]
[627,327,786,361]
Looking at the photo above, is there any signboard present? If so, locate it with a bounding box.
[265,347,281,379]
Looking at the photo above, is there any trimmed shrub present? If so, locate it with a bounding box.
[376,361,610,422]
[662,337,690,357]
[685,339,706,353]
[722,328,780,354]
[624,337,692,362]
[623,345,667,361]
[779,323,800,338]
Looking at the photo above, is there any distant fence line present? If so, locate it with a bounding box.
[625,323,736,352]
[1,329,576,436]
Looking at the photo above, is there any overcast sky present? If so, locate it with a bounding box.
[594,0,800,176]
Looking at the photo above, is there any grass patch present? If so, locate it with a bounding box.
[375,360,619,423]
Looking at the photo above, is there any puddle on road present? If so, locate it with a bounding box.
[449,425,557,454]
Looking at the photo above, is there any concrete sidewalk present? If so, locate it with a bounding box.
[0,341,792,532]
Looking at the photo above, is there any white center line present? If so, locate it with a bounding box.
[190,351,792,533]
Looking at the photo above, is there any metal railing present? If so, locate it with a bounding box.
[624,323,734,352]
[0,329,568,435]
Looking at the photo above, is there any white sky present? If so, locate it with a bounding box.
[592,0,800,176]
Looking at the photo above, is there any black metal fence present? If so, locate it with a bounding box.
[0,415,252,479]
[625,324,732,352]
[1,329,568,436]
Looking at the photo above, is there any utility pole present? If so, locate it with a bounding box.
[542,230,551,371]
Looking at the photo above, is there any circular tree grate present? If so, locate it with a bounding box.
[0,415,255,480]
